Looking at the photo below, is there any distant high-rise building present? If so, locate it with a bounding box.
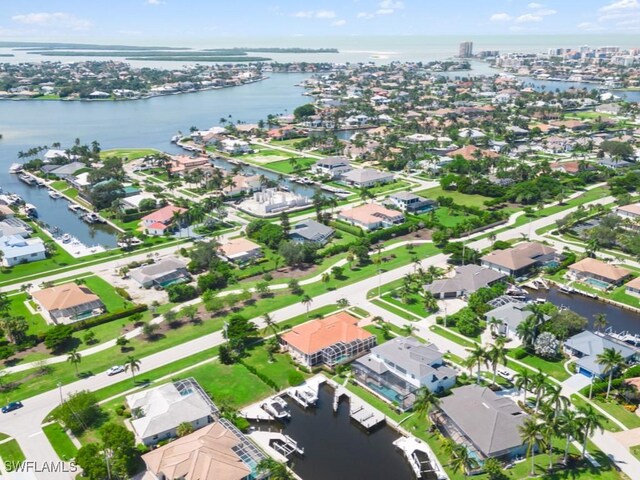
[458,41,473,58]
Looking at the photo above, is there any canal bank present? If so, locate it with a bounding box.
[532,287,640,336]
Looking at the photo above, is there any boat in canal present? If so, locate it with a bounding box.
[262,396,291,420]
[559,285,576,295]
[24,203,37,218]
[8,163,23,174]
[48,190,62,199]
[68,204,82,213]
[18,173,34,185]
[61,233,72,243]
[82,212,106,224]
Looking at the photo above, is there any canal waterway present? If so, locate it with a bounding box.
[269,384,421,480]
[0,73,311,246]
[532,287,640,335]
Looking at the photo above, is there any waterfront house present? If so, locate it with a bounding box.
[388,192,437,214]
[338,203,404,231]
[567,258,632,289]
[289,219,335,245]
[0,219,30,238]
[222,174,262,197]
[217,238,263,264]
[480,242,560,279]
[446,145,498,161]
[485,301,548,339]
[49,161,87,179]
[425,265,506,299]
[626,277,640,297]
[140,205,187,236]
[433,385,529,462]
[142,421,266,480]
[352,337,456,411]
[220,139,250,155]
[169,155,210,175]
[127,381,214,446]
[341,168,394,188]
[0,235,46,267]
[616,203,640,222]
[310,156,352,178]
[130,258,190,289]
[281,311,376,368]
[564,331,637,378]
[32,282,105,324]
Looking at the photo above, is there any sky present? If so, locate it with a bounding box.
[0,0,639,45]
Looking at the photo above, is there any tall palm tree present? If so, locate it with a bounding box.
[413,387,440,421]
[449,444,478,477]
[596,347,625,399]
[577,404,605,459]
[519,417,544,477]
[544,383,570,419]
[466,345,488,384]
[67,349,82,377]
[530,369,548,414]
[124,356,141,382]
[539,406,560,471]
[513,369,531,395]
[301,294,312,317]
[421,291,438,313]
[593,313,608,333]
[516,316,537,348]
[487,337,508,386]
[262,313,280,340]
[559,408,580,465]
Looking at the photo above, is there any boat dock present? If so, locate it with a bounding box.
[240,403,274,422]
[393,436,448,480]
[285,375,324,409]
[332,384,385,430]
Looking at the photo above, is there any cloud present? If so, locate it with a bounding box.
[528,2,543,8]
[11,12,92,30]
[358,0,404,19]
[515,13,544,23]
[600,0,638,12]
[292,10,336,19]
[331,19,347,26]
[577,21,606,31]
[357,12,374,19]
[145,0,163,4]
[489,13,513,22]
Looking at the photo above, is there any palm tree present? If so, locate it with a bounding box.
[449,443,478,477]
[519,417,544,477]
[516,316,537,348]
[67,349,82,376]
[539,406,560,471]
[413,387,440,420]
[577,404,605,459]
[559,408,580,465]
[256,458,294,480]
[596,347,625,399]
[513,369,531,395]
[487,337,508,386]
[124,356,141,382]
[262,313,280,340]
[337,298,350,309]
[593,313,608,333]
[544,383,570,419]
[531,369,548,413]
[466,345,488,384]
[176,422,194,437]
[421,291,438,314]
[401,324,416,337]
[301,294,312,317]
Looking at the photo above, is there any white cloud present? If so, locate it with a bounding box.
[145,0,163,5]
[515,13,543,23]
[331,19,347,26]
[379,0,404,9]
[357,11,374,19]
[528,2,543,8]
[577,21,606,31]
[489,13,513,22]
[600,0,639,12]
[11,12,92,30]
[292,10,336,19]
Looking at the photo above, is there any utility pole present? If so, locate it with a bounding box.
[57,382,63,405]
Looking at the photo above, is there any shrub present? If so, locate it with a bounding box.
[115,287,132,301]
[511,347,528,360]
[167,284,198,303]
[624,365,640,379]
[288,371,304,386]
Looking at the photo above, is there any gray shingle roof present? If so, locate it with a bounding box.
[425,265,506,296]
[290,219,334,242]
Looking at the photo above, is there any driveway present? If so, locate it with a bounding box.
[562,373,592,392]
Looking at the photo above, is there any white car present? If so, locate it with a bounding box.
[497,369,513,381]
[106,365,125,376]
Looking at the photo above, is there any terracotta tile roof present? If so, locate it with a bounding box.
[447,144,498,161]
[618,203,640,216]
[32,282,101,311]
[339,203,402,226]
[569,258,632,282]
[625,276,640,290]
[142,422,251,480]
[282,311,373,355]
[218,237,261,257]
[142,205,187,224]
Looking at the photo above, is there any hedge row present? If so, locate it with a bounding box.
[239,360,279,390]
[330,220,363,237]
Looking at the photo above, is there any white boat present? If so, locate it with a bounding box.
[559,285,575,294]
[261,396,290,420]
[61,234,72,243]
[68,204,81,212]
[24,203,37,217]
[9,163,23,174]
[48,190,62,199]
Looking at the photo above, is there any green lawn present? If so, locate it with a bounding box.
[570,395,622,433]
[371,298,419,321]
[0,439,25,466]
[242,348,310,390]
[433,207,478,228]
[42,423,78,461]
[507,352,571,381]
[381,292,427,319]
[81,276,132,311]
[364,324,392,345]
[8,292,48,336]
[415,186,490,209]
[100,148,161,161]
[429,325,477,348]
[631,445,640,462]
[264,157,316,174]
[590,396,640,430]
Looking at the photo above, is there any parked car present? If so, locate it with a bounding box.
[106,365,125,376]
[497,369,513,381]
[2,401,23,413]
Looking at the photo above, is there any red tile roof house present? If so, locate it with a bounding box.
[217,237,263,264]
[141,205,187,236]
[626,277,640,298]
[281,311,376,368]
[567,258,632,289]
[338,203,404,231]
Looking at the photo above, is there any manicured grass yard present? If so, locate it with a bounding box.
[0,439,26,466]
[81,275,132,311]
[242,348,310,390]
[100,148,160,161]
[42,423,78,461]
[415,186,490,209]
[265,157,316,174]
[570,395,622,433]
[429,325,477,348]
[590,396,640,430]
[433,207,478,228]
[8,292,47,336]
[507,352,571,381]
